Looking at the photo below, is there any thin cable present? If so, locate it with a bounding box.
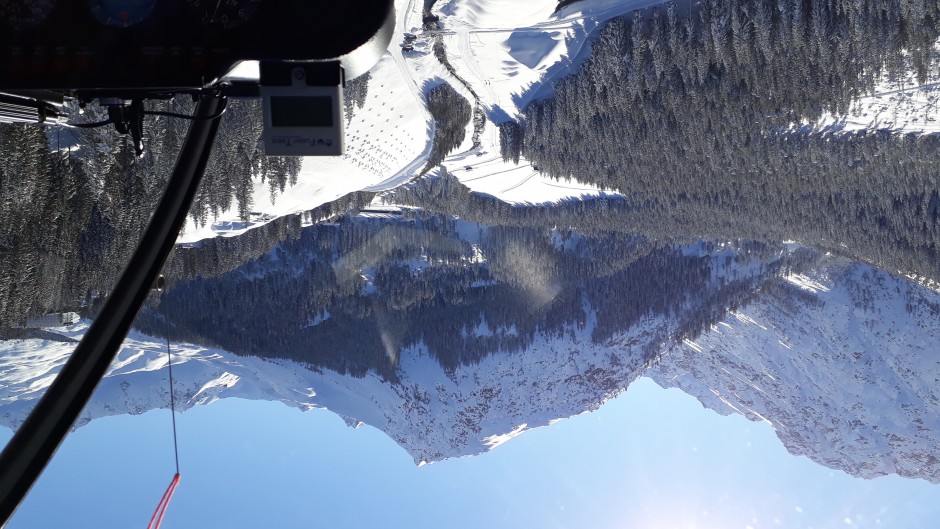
[149,291,181,529]
[63,126,84,151]
[165,333,180,474]
[66,97,228,129]
[144,106,228,121]
[162,291,181,475]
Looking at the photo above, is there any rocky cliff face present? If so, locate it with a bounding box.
[648,260,940,482]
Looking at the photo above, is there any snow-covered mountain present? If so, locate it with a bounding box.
[4,248,939,481]
[0,306,655,464]
[648,259,940,482]
[1,229,760,462]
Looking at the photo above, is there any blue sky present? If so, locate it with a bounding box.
[3,377,939,529]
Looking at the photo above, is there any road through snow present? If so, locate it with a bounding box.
[441,0,675,121]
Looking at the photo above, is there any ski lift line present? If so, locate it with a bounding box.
[500,171,539,193]
[460,165,528,181]
[540,180,600,192]
[856,81,940,100]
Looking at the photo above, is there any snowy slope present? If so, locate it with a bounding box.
[169,0,940,241]
[816,46,940,133]
[177,50,430,243]
[408,0,652,204]
[0,313,658,464]
[648,257,940,482]
[433,0,668,120]
[176,0,657,243]
[822,80,940,133]
[426,0,660,202]
[1,233,746,463]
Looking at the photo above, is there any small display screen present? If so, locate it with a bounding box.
[270,96,333,127]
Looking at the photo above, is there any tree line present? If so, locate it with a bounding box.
[425,83,473,169]
[0,97,300,327]
[136,209,817,376]
[499,0,940,281]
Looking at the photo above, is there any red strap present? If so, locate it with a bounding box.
[146,473,181,529]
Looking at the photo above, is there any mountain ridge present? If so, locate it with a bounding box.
[3,252,939,481]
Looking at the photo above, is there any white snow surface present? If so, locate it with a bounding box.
[178,49,430,244]
[159,0,940,241]
[433,0,668,119]
[648,257,940,482]
[817,53,940,133]
[427,0,673,203]
[824,81,940,133]
[177,0,664,243]
[0,315,656,465]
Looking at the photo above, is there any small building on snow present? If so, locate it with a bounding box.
[21,312,80,328]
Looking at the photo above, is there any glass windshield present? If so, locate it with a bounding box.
[0,102,184,431]
[3,0,940,526]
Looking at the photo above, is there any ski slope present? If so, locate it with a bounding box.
[177,48,430,243]
[178,0,940,239]
[432,0,669,120]
[177,0,651,243]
